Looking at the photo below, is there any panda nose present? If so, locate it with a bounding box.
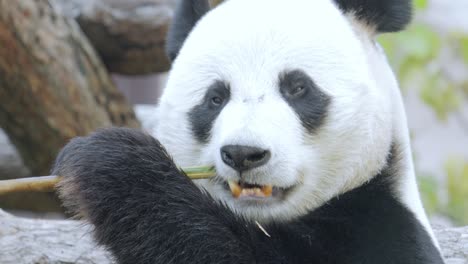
[220,145,271,172]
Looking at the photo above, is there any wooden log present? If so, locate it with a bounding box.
[0,131,30,180]
[0,209,466,264]
[435,226,468,263]
[0,209,112,264]
[0,0,140,176]
[52,0,176,75]
[50,0,229,75]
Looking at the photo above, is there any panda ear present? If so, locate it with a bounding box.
[334,0,412,34]
[166,0,211,61]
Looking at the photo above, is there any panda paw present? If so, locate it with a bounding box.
[52,127,198,221]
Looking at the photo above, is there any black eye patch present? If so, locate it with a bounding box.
[189,81,230,143]
[279,70,331,133]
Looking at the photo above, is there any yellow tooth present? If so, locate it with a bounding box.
[228,181,241,198]
[261,185,273,197]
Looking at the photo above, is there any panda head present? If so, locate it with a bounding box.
[156,0,412,222]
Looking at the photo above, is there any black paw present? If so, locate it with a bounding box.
[52,127,190,219]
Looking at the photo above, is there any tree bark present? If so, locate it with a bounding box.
[52,0,176,75]
[50,0,230,75]
[0,209,466,264]
[0,209,112,264]
[0,0,140,176]
[435,226,468,263]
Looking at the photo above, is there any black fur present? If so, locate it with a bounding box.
[166,0,210,61]
[333,0,412,32]
[189,81,230,143]
[279,70,331,133]
[54,128,443,264]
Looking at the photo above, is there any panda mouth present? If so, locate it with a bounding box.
[224,180,290,199]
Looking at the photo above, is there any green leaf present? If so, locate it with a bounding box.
[420,79,461,121]
[403,25,441,61]
[417,175,440,215]
[460,37,468,64]
[445,158,468,225]
[414,0,428,10]
[378,36,396,59]
[397,56,420,85]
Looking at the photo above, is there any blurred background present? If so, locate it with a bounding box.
[0,0,466,227]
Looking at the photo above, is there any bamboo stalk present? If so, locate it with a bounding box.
[182,166,216,179]
[0,167,216,196]
[0,176,62,194]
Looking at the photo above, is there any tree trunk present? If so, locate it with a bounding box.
[49,0,226,75]
[52,0,176,75]
[0,209,466,264]
[0,0,140,176]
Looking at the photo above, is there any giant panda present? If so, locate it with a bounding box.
[53,0,445,263]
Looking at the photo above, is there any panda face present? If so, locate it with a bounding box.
[156,0,395,222]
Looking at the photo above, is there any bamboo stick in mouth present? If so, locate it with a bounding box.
[0,166,216,196]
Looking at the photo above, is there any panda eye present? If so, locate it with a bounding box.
[290,84,306,97]
[293,85,305,94]
[211,96,224,106]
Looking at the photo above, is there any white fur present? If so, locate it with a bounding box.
[155,0,435,244]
